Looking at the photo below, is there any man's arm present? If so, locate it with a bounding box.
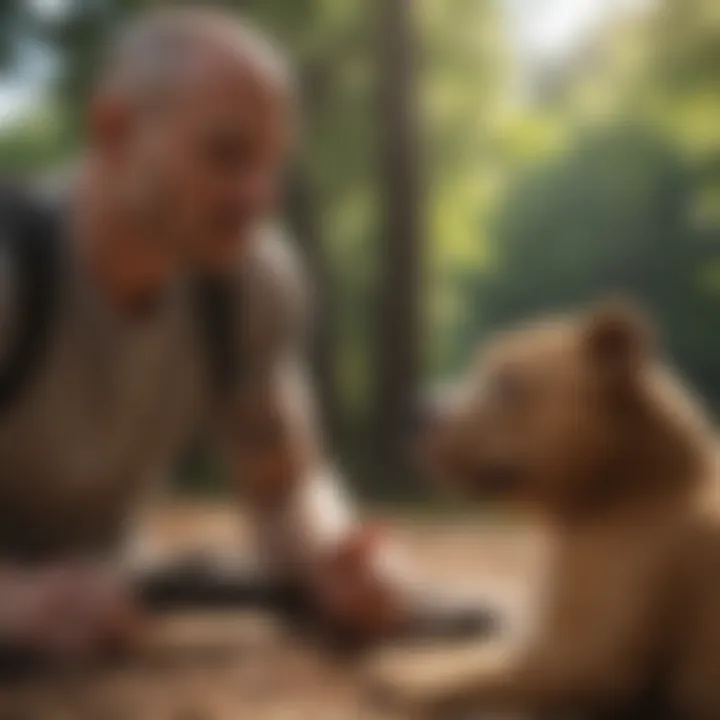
[215,229,406,639]
[224,359,353,572]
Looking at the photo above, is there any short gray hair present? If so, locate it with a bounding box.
[98,7,294,109]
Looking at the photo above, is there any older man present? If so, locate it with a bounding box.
[0,8,488,661]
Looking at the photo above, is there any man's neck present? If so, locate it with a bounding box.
[71,164,177,316]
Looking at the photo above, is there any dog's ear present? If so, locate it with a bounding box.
[582,299,655,385]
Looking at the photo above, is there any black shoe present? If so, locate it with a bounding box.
[136,554,303,614]
[391,587,500,646]
[136,556,499,653]
[286,587,501,655]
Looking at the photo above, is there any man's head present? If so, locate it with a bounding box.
[418,302,710,521]
[88,8,294,271]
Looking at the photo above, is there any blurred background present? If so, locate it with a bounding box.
[0,0,718,501]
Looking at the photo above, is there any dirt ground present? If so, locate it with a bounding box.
[0,503,544,720]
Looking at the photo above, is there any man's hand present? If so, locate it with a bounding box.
[309,526,407,642]
[0,562,142,664]
[305,525,496,648]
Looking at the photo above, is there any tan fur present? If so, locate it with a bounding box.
[378,303,720,718]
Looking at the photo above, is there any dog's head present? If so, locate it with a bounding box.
[419,302,709,520]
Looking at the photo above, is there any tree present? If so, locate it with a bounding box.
[473,124,720,410]
[371,0,424,492]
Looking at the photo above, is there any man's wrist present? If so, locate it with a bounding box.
[253,465,358,581]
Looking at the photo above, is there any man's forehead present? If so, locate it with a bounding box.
[187,22,290,90]
[175,56,293,144]
[184,43,285,101]
[100,10,293,112]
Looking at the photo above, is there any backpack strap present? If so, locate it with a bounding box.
[192,275,240,399]
[0,184,239,409]
[0,186,62,410]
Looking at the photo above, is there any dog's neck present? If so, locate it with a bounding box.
[553,392,711,531]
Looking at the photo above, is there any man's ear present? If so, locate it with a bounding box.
[582,299,655,383]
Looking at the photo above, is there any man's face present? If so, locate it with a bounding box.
[111,55,291,272]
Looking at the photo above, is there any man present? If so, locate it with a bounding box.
[0,8,487,662]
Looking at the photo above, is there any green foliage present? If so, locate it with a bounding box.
[2,0,719,493]
[0,106,68,175]
[484,127,692,315]
[447,0,720,411]
[467,123,720,411]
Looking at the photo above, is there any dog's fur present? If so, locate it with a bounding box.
[382,302,720,718]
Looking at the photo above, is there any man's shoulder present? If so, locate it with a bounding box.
[238,224,307,302]
[232,223,311,354]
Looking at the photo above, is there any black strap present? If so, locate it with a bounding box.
[0,186,62,410]
[0,184,238,411]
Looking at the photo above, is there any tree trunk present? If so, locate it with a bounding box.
[372,0,424,494]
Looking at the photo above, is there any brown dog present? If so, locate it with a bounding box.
[374,302,720,719]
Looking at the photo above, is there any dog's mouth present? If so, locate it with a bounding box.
[416,422,525,500]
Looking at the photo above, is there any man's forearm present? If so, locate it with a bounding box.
[228,369,363,579]
[227,368,411,639]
